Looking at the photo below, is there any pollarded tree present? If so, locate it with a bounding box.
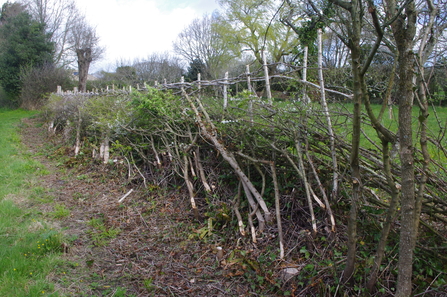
[0,2,54,105]
[68,14,103,92]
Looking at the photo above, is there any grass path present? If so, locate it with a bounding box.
[0,109,63,296]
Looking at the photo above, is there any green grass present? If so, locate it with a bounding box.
[50,204,71,219]
[0,109,64,296]
[328,103,447,159]
[86,218,121,247]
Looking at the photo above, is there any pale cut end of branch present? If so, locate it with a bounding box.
[118,189,134,203]
[309,186,326,209]
[74,145,80,156]
[216,246,224,261]
[251,226,257,243]
[190,197,197,209]
[330,215,336,232]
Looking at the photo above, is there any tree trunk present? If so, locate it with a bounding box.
[386,1,417,295]
[395,47,416,297]
[76,48,92,93]
[342,0,363,283]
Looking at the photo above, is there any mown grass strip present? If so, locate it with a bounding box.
[0,109,63,297]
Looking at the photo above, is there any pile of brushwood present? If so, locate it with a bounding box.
[43,87,447,296]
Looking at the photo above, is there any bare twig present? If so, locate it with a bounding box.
[118,189,134,203]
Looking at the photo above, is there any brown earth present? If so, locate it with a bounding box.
[20,116,288,297]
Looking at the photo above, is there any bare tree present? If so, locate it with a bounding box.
[133,53,184,84]
[322,30,350,68]
[20,0,78,66]
[173,14,235,79]
[68,14,103,92]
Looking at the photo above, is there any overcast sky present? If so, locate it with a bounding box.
[76,0,221,72]
[1,0,221,72]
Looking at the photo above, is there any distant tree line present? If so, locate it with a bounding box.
[2,0,445,109]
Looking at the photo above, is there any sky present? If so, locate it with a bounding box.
[1,0,221,72]
[75,0,221,72]
[77,0,221,71]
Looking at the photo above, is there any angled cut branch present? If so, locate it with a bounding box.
[182,90,272,231]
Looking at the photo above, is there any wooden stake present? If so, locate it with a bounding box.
[223,72,228,110]
[246,65,254,124]
[181,76,185,94]
[302,46,310,103]
[262,51,272,103]
[318,28,339,200]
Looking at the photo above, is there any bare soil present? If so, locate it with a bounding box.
[20,117,286,297]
